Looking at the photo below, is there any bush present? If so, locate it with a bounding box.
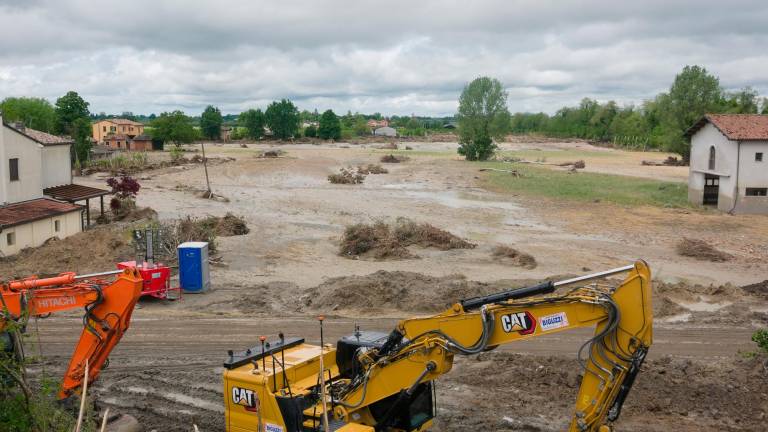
[753,329,768,354]
[357,164,388,174]
[169,145,185,162]
[304,125,317,138]
[86,152,149,174]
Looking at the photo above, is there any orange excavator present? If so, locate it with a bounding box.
[0,267,143,399]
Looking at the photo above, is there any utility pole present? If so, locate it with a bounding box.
[201,141,212,196]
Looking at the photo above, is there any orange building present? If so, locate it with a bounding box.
[92,118,145,143]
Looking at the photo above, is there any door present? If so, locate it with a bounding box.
[703,174,719,206]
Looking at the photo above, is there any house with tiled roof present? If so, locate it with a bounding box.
[0,114,85,255]
[92,118,145,143]
[685,114,768,214]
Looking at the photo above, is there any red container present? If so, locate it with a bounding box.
[117,261,177,299]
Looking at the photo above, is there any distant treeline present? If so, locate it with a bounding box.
[509,66,768,159]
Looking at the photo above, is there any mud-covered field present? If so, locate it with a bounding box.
[16,138,768,431]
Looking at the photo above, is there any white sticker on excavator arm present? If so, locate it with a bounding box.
[540,312,569,331]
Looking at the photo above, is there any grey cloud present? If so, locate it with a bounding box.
[0,0,767,116]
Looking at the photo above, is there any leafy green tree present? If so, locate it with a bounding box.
[239,108,265,140]
[0,97,57,132]
[304,124,317,138]
[150,111,197,146]
[54,91,90,135]
[352,117,370,136]
[265,99,300,140]
[662,65,723,160]
[723,87,759,114]
[72,117,92,163]
[200,105,223,140]
[318,109,342,140]
[456,77,511,160]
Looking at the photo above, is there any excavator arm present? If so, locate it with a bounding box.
[0,267,143,399]
[222,261,652,432]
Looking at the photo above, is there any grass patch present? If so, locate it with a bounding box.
[479,161,689,207]
[496,149,620,161]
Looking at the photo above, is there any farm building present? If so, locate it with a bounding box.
[104,133,153,151]
[0,116,87,256]
[686,114,768,214]
[374,126,397,137]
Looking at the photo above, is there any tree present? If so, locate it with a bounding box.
[150,111,197,146]
[318,109,342,140]
[723,87,759,114]
[662,65,723,160]
[239,108,265,140]
[200,105,223,140]
[456,77,511,160]
[72,117,92,164]
[265,99,300,140]
[54,91,90,135]
[304,124,317,138]
[0,97,57,133]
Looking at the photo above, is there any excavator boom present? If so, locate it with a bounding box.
[224,261,652,432]
[1,267,143,399]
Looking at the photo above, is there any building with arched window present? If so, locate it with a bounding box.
[686,114,768,214]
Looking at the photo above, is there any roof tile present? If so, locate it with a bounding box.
[0,198,82,228]
[687,114,768,140]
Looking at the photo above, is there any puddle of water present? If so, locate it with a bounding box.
[663,313,692,323]
[124,385,224,413]
[677,300,731,312]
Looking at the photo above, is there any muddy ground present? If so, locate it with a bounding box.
[16,137,768,430]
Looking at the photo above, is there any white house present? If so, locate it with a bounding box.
[0,114,84,256]
[374,126,397,137]
[686,114,768,214]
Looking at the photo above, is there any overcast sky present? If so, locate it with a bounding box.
[1,0,767,117]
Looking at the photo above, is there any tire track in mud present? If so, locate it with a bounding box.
[95,362,226,431]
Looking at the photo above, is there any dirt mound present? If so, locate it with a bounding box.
[676,238,732,262]
[653,280,768,326]
[742,280,768,298]
[0,226,134,278]
[491,245,537,269]
[380,154,409,163]
[437,352,768,432]
[115,206,158,222]
[339,219,475,260]
[303,271,524,313]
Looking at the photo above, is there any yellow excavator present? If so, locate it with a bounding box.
[223,261,653,432]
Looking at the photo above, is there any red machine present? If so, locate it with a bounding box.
[117,261,177,299]
[120,228,180,300]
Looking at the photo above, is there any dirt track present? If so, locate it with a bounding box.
[33,316,764,431]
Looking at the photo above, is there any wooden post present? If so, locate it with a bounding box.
[85,198,90,228]
[100,195,104,216]
[201,142,212,195]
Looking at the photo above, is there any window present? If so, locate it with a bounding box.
[54,220,61,232]
[9,158,19,181]
[103,126,107,132]
[746,188,767,197]
[708,146,716,170]
[6,232,14,246]
[757,152,764,162]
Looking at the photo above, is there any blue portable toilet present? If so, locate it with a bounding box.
[178,241,210,293]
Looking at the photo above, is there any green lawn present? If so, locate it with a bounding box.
[478,161,690,208]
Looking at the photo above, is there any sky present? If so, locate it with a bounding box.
[0,0,767,117]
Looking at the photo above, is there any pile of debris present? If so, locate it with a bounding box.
[491,245,537,269]
[380,154,409,163]
[641,156,687,167]
[339,218,475,259]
